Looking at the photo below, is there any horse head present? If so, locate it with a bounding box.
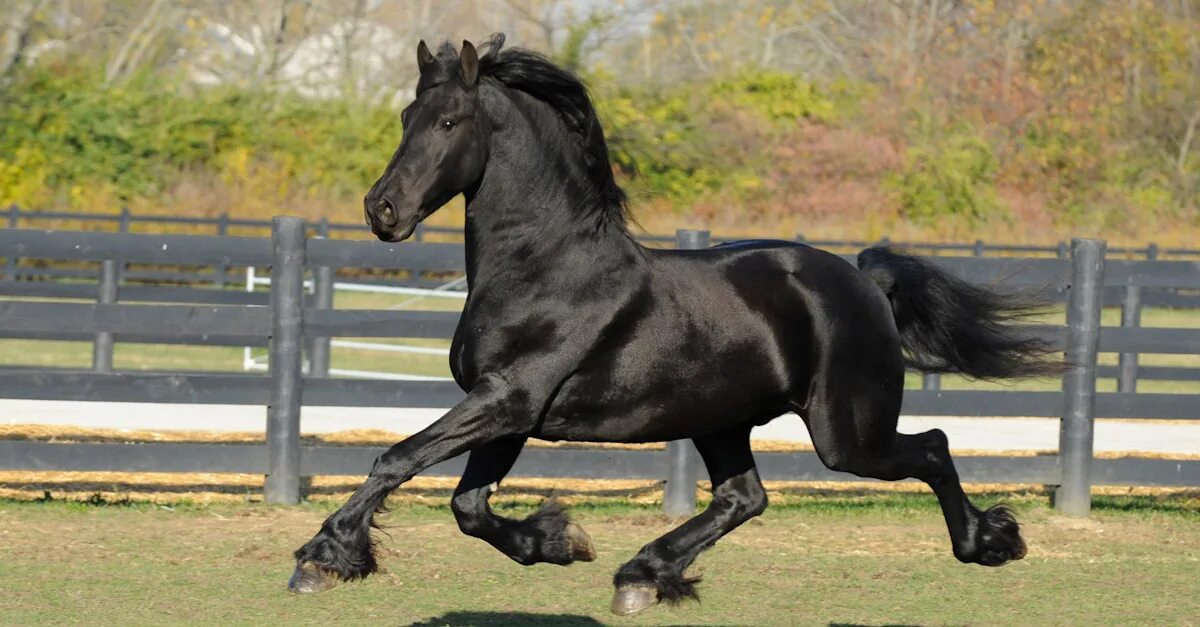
[364,38,493,242]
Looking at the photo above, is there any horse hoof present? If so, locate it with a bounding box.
[565,522,596,562]
[611,584,658,616]
[288,561,339,594]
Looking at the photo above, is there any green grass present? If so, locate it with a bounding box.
[0,497,1196,625]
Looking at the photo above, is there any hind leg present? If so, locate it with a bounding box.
[611,423,767,615]
[451,436,595,566]
[803,379,1026,566]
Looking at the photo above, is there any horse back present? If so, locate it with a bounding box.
[536,239,897,443]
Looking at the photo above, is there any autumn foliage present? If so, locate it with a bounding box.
[1,0,1197,244]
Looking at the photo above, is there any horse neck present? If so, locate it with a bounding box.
[462,106,639,286]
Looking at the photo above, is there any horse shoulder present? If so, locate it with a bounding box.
[452,265,652,413]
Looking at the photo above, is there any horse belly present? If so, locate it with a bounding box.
[537,347,790,443]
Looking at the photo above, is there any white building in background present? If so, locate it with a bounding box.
[187,16,412,104]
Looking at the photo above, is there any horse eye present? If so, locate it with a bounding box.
[441,119,456,129]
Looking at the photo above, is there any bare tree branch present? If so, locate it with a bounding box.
[104,0,170,86]
[1,0,50,77]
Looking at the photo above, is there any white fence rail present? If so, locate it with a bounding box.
[243,267,463,380]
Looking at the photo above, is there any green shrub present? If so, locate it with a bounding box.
[597,70,844,203]
[887,127,1001,225]
[0,66,402,212]
[1,62,855,218]
[709,70,837,123]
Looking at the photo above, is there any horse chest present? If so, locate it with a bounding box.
[448,302,607,391]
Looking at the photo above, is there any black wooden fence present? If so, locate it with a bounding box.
[9,204,1200,313]
[1,218,1198,515]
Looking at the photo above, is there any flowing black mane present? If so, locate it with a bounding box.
[422,35,629,228]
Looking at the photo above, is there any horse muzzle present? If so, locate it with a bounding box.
[367,198,419,242]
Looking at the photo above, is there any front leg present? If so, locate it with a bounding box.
[452,436,595,566]
[289,375,531,593]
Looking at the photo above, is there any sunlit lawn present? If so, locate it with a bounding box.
[0,496,1197,626]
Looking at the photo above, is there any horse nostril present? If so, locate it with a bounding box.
[375,199,397,226]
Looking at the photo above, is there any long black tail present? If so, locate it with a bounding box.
[857,246,1061,379]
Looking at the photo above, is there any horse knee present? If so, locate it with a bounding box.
[741,484,768,519]
[713,473,768,522]
[451,491,490,537]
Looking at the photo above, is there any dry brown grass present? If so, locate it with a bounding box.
[0,470,673,506]
[4,423,1197,459]
[1,467,1195,509]
[0,424,664,450]
[2,424,1196,505]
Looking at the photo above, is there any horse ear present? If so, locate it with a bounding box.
[460,40,479,87]
[417,40,434,71]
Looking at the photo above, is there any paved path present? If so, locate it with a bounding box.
[3,400,1199,455]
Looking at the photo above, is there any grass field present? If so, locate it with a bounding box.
[0,495,1196,626]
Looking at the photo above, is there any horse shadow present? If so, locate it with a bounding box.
[406,614,925,626]
[829,623,925,627]
[406,613,744,626]
[406,612,604,626]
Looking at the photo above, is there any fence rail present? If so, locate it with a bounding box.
[1,218,1198,514]
[7,206,1200,311]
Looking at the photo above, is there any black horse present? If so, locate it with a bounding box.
[289,35,1058,616]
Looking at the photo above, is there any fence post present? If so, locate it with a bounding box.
[922,373,941,390]
[1056,238,1105,516]
[214,212,231,288]
[1117,284,1141,393]
[119,207,131,233]
[973,239,985,257]
[5,204,17,280]
[306,220,334,377]
[663,229,708,517]
[310,261,334,378]
[266,217,307,505]
[92,259,119,373]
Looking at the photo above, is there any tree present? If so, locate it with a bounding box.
[0,0,49,79]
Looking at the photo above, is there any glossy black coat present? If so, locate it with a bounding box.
[291,36,1056,612]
